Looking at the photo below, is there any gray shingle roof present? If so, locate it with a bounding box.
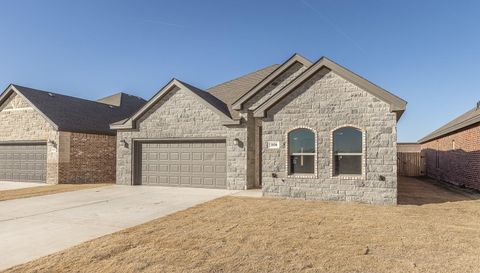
[11,84,146,135]
[419,106,480,143]
[207,64,280,118]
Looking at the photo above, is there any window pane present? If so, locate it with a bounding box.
[290,155,314,174]
[289,129,315,154]
[335,155,361,175]
[333,127,362,154]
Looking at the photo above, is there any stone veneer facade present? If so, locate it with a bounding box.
[243,62,309,189]
[0,93,59,183]
[260,71,398,204]
[0,92,117,184]
[116,87,248,190]
[245,62,307,110]
[115,68,399,204]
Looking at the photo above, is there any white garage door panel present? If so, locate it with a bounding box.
[0,143,47,183]
[138,140,227,189]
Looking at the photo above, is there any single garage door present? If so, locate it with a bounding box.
[0,142,47,183]
[137,140,227,188]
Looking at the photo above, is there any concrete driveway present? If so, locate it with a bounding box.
[0,185,238,270]
[0,181,47,191]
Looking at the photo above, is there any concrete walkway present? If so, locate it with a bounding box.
[0,181,47,191]
[0,185,238,270]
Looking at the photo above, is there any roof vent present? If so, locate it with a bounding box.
[477,101,480,110]
[48,92,55,97]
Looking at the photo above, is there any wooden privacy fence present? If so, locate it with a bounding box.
[397,152,425,177]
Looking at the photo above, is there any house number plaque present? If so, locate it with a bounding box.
[267,141,280,149]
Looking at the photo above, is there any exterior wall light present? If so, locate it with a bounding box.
[120,139,129,148]
[47,139,57,149]
[233,138,240,146]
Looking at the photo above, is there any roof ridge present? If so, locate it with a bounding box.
[419,106,480,143]
[12,84,145,108]
[176,79,205,92]
[232,53,313,110]
[207,64,279,92]
[12,84,117,107]
[4,84,146,135]
[320,57,407,106]
[252,56,407,118]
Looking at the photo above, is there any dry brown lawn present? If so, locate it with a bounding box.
[4,178,480,273]
[0,184,111,202]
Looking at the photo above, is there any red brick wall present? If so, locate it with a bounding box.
[421,123,480,190]
[59,132,116,184]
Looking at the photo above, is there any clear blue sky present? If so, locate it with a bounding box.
[1,0,479,142]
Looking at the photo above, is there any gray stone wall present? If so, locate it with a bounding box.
[244,62,307,110]
[0,93,52,141]
[261,71,398,204]
[241,62,308,189]
[116,87,248,190]
[0,92,60,184]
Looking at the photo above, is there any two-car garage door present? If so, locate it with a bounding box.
[0,143,47,183]
[136,140,227,189]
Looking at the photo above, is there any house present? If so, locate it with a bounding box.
[0,84,146,184]
[112,53,407,204]
[419,104,480,190]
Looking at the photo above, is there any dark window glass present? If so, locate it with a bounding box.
[333,127,362,153]
[333,127,362,175]
[290,155,315,174]
[334,155,362,175]
[288,128,315,174]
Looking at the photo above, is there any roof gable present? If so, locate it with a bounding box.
[232,53,312,111]
[112,79,238,130]
[207,64,280,104]
[0,86,58,130]
[253,57,407,119]
[0,84,146,135]
[207,64,280,119]
[418,106,480,143]
[97,93,123,106]
[178,80,231,119]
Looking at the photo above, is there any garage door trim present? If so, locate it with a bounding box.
[132,138,228,188]
[0,140,47,145]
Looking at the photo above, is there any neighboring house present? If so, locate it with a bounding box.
[0,84,146,184]
[112,53,407,204]
[419,104,480,190]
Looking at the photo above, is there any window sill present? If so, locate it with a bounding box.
[287,173,317,179]
[332,174,365,180]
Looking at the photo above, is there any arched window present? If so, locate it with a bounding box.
[333,127,363,176]
[288,128,315,174]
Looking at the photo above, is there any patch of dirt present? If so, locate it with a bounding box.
[4,182,480,273]
[398,176,480,205]
[0,184,111,202]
